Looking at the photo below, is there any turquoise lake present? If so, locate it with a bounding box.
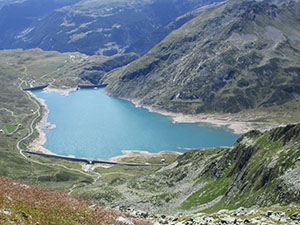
[33,88,240,159]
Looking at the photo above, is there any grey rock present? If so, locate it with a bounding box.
[243,219,250,223]
[2,209,11,216]
[220,216,236,224]
[291,213,300,221]
[115,216,134,225]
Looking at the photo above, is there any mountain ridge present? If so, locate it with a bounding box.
[106,0,300,116]
[0,0,224,56]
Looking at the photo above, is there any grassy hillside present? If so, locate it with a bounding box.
[106,0,300,124]
[75,123,300,214]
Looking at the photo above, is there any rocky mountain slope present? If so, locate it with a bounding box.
[77,123,300,215]
[106,0,300,115]
[0,0,223,56]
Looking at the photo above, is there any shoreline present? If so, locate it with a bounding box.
[129,98,285,135]
[28,87,273,162]
[109,150,183,162]
[26,86,77,155]
[131,99,261,135]
[27,92,57,155]
[43,86,77,96]
[103,88,274,135]
[29,90,183,161]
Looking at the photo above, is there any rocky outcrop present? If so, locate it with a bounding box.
[123,206,300,225]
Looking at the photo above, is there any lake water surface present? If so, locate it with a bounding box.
[33,88,239,159]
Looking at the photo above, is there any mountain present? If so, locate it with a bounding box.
[0,48,299,221]
[106,0,300,115]
[0,0,25,9]
[1,0,300,222]
[124,2,223,56]
[78,123,300,214]
[0,0,224,56]
[0,0,81,45]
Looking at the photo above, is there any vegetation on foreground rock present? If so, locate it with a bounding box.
[0,176,150,225]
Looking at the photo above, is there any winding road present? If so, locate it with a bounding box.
[14,65,157,195]
[14,66,101,194]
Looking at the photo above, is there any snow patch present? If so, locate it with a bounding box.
[15,27,35,40]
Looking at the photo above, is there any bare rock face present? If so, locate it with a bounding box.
[107,0,300,114]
